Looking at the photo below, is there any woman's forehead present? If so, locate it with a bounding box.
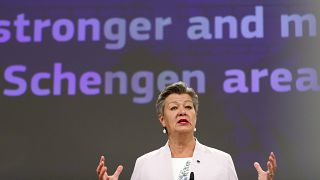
[165,93,193,104]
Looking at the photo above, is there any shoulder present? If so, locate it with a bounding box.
[135,146,164,163]
[131,146,168,179]
[197,142,233,162]
[202,144,230,156]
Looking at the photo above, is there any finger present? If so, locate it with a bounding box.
[254,162,264,174]
[267,161,274,175]
[96,160,104,174]
[269,153,277,173]
[270,152,277,171]
[113,165,124,177]
[268,158,277,173]
[268,155,276,173]
[99,166,107,179]
[100,156,105,163]
[96,156,105,173]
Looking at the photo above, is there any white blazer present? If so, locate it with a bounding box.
[130,140,238,180]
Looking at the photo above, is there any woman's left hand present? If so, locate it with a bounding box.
[254,152,277,180]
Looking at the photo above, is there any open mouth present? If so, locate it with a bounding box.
[177,119,189,125]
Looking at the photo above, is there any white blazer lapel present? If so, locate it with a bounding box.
[190,140,203,179]
[157,142,174,180]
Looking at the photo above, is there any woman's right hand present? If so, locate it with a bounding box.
[96,156,123,180]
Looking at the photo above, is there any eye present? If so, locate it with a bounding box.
[185,105,193,110]
[170,106,178,111]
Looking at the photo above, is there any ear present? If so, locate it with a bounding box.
[159,115,166,127]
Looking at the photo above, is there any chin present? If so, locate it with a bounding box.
[176,128,193,134]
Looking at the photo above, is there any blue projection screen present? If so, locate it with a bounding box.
[1,0,319,179]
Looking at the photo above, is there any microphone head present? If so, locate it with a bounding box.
[190,172,194,180]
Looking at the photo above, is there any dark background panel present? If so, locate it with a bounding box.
[0,1,319,179]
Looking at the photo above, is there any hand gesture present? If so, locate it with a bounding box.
[96,156,123,180]
[254,152,277,180]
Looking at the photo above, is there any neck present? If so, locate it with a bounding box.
[168,133,196,158]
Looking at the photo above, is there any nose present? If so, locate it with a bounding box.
[178,106,187,116]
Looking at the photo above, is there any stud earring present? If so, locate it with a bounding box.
[194,128,197,132]
[163,127,167,134]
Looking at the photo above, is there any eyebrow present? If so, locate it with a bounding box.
[167,100,193,105]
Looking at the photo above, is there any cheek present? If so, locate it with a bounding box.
[162,113,173,124]
[165,111,176,118]
[191,113,197,121]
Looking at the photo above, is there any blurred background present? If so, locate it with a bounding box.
[1,0,319,179]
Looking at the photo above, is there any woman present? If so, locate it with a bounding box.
[96,81,277,180]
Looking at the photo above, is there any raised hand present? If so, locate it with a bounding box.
[254,152,277,180]
[96,156,123,180]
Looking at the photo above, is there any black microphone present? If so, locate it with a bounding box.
[190,172,194,180]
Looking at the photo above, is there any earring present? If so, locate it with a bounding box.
[194,128,197,132]
[163,127,167,134]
